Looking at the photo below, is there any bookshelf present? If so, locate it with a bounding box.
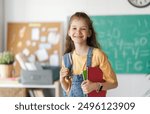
[0,78,60,97]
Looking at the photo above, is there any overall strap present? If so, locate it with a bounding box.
[63,53,72,97]
[63,53,72,70]
[86,47,93,67]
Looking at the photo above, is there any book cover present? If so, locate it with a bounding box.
[87,67,106,97]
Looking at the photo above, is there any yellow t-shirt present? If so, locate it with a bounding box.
[62,48,117,84]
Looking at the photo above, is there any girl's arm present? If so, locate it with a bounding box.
[81,49,118,94]
[101,81,118,90]
[81,79,118,94]
[59,67,71,94]
[98,50,118,90]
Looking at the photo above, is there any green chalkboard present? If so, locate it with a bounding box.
[91,15,150,74]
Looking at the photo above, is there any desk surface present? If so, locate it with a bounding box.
[0,78,56,88]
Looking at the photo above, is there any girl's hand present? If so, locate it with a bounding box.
[81,80,97,94]
[60,67,70,82]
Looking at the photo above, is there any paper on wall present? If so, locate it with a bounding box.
[31,28,40,41]
[35,49,49,62]
[39,43,51,50]
[22,48,30,56]
[48,32,60,45]
[48,27,58,32]
[40,36,47,42]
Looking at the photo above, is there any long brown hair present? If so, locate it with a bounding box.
[64,12,100,54]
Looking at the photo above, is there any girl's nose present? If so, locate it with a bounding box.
[76,29,81,35]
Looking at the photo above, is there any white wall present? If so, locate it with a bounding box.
[0,0,2,51]
[4,0,150,97]
[0,0,4,52]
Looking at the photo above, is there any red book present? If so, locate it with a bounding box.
[87,67,106,97]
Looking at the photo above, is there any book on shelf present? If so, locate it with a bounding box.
[33,89,44,97]
[28,89,35,97]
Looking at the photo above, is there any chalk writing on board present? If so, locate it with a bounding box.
[91,15,150,73]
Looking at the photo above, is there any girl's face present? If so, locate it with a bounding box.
[68,18,91,45]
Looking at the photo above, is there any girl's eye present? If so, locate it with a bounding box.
[81,28,86,30]
[72,28,76,30]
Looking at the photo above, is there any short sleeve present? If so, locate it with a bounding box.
[96,49,117,84]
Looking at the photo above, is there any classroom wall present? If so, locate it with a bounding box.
[3,0,150,97]
[0,0,4,52]
[0,0,1,51]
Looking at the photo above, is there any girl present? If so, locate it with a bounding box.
[60,12,118,97]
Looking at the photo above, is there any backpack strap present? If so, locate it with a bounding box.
[63,53,72,70]
[63,53,72,97]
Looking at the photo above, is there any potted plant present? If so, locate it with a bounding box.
[0,51,15,78]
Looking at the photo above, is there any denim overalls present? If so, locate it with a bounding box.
[63,47,93,97]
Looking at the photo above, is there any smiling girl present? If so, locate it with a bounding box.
[60,12,118,97]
